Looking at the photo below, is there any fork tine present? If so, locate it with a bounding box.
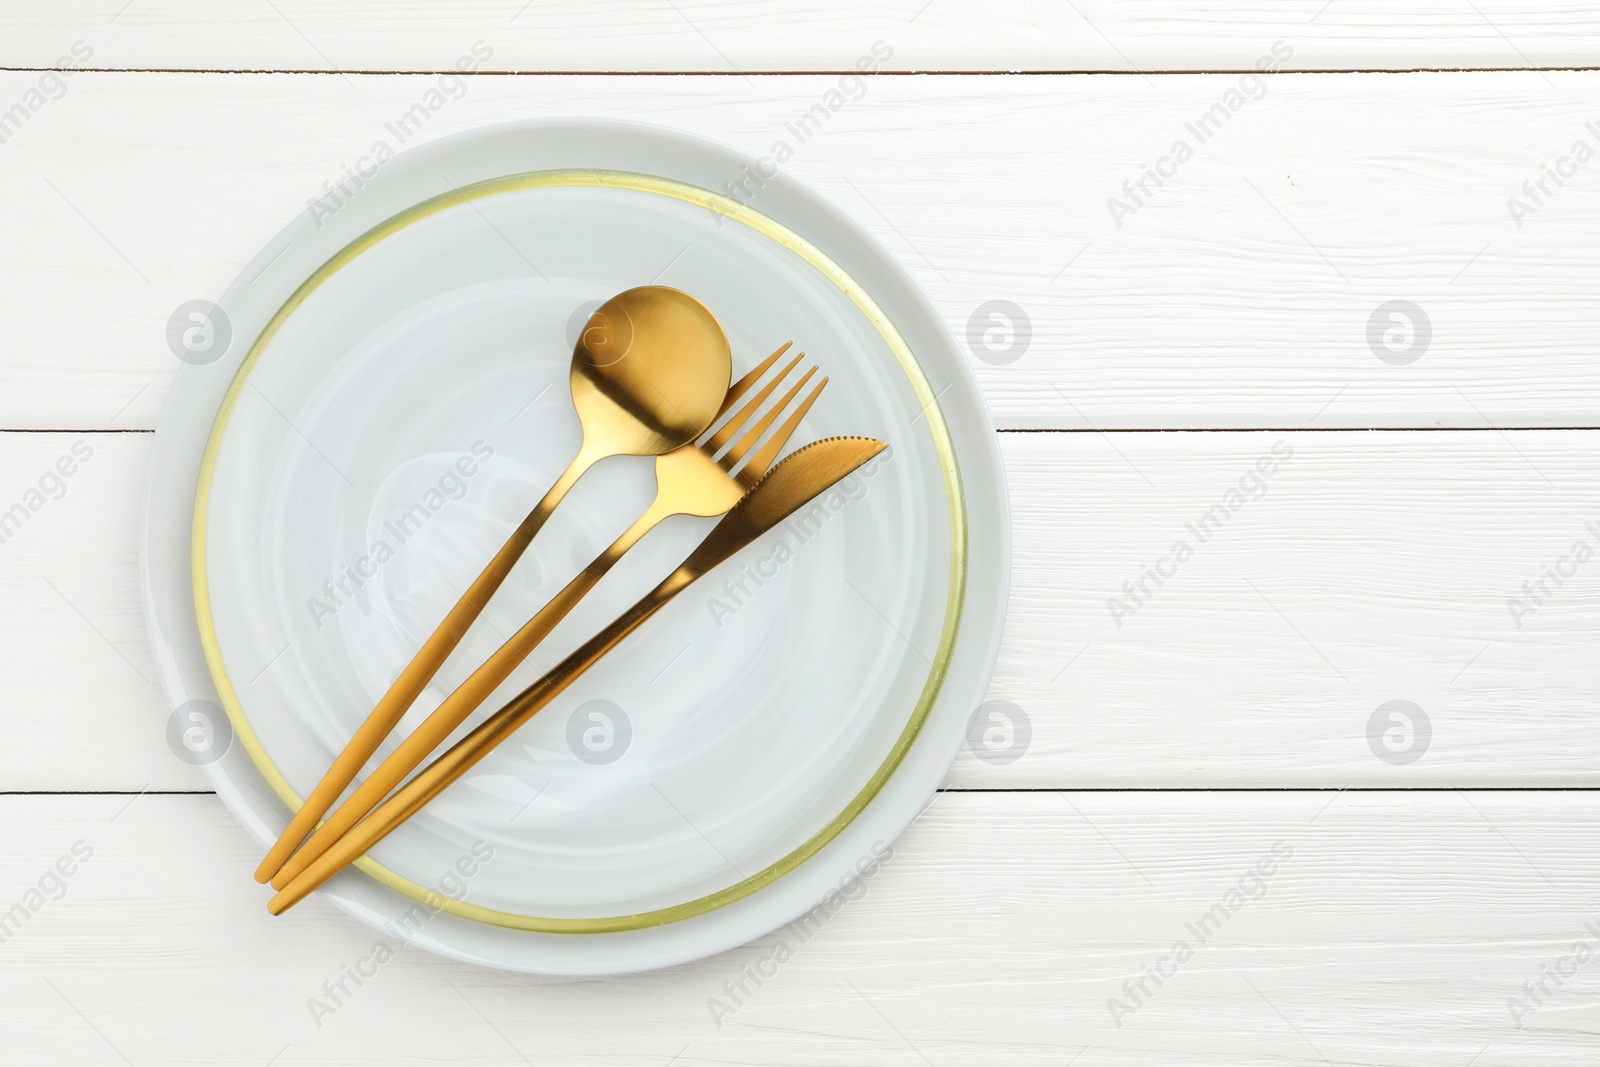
[713,342,791,422]
[732,374,829,483]
[721,366,817,471]
[704,349,804,454]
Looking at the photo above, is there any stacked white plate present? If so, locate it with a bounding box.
[141,119,1009,974]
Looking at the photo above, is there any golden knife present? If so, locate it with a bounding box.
[269,435,887,915]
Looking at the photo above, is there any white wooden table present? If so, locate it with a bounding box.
[2,4,1598,1063]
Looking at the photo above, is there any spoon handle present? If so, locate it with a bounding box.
[267,494,672,889]
[252,447,598,884]
[268,576,681,915]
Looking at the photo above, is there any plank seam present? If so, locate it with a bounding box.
[0,789,215,795]
[6,427,1600,436]
[0,429,155,435]
[2,66,1598,76]
[996,426,1600,434]
[7,787,1599,796]
[940,786,1600,793]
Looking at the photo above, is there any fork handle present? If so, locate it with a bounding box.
[269,570,690,915]
[268,495,672,889]
[252,445,600,884]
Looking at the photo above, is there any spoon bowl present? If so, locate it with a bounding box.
[572,286,732,460]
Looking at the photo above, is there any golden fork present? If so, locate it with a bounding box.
[269,343,828,888]
[269,435,887,914]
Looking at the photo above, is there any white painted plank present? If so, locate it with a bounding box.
[1,2,1597,72]
[0,432,191,790]
[0,791,1592,1064]
[982,429,1600,788]
[2,71,1598,430]
[8,430,1600,790]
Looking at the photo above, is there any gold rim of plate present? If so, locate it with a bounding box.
[191,168,968,934]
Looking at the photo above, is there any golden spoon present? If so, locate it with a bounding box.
[268,435,887,915]
[253,286,732,884]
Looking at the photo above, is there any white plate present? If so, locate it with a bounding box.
[141,119,1009,974]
